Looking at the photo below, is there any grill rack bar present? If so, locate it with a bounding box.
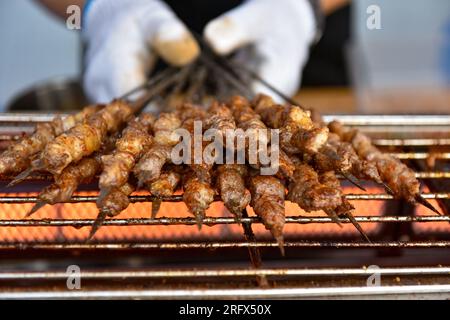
[0,193,448,204]
[0,266,448,280]
[2,241,450,250]
[0,215,448,228]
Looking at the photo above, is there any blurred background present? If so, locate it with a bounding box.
[0,0,449,114]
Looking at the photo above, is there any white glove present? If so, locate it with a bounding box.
[204,0,317,99]
[83,0,199,103]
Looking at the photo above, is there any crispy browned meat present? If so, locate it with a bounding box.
[216,164,251,220]
[182,168,215,226]
[39,156,101,206]
[40,100,133,175]
[149,167,181,198]
[134,112,182,186]
[252,94,328,154]
[228,96,269,148]
[99,114,154,190]
[0,105,101,176]
[97,183,135,217]
[319,171,370,241]
[178,105,217,226]
[250,147,295,181]
[205,102,236,135]
[319,171,354,217]
[288,164,342,212]
[313,133,382,183]
[329,121,420,203]
[248,175,285,253]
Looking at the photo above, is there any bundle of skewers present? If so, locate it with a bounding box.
[0,39,441,254]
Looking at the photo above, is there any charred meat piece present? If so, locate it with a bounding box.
[216,164,251,221]
[329,121,420,203]
[148,165,182,217]
[252,94,328,154]
[100,114,154,190]
[0,105,101,176]
[134,112,182,186]
[288,164,342,212]
[40,100,133,175]
[182,168,215,228]
[248,175,286,254]
[97,183,136,218]
[319,171,370,242]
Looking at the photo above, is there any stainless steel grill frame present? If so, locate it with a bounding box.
[0,113,449,299]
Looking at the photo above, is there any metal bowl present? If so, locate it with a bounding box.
[6,77,88,112]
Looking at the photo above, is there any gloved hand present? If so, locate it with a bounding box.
[83,0,200,103]
[204,0,317,98]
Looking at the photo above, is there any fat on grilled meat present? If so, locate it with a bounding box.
[0,105,101,176]
[40,100,133,175]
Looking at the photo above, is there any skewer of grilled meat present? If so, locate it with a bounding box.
[227,95,269,152]
[0,105,101,177]
[319,171,370,242]
[309,132,381,186]
[89,183,136,240]
[27,134,119,217]
[215,164,251,221]
[227,96,294,179]
[248,175,286,255]
[252,94,329,154]
[134,112,182,188]
[27,156,102,217]
[288,163,343,213]
[252,94,369,190]
[179,105,216,227]
[148,165,182,218]
[182,167,215,228]
[205,102,236,137]
[328,121,439,214]
[14,100,133,184]
[99,114,155,192]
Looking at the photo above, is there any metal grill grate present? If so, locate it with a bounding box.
[0,114,449,299]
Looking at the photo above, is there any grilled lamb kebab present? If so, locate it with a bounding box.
[215,164,251,222]
[182,166,215,228]
[328,121,439,214]
[178,105,216,227]
[248,174,286,255]
[148,165,182,218]
[319,171,370,242]
[99,114,155,194]
[89,182,136,240]
[0,105,101,177]
[252,94,329,154]
[287,163,343,213]
[227,96,295,181]
[27,134,119,217]
[134,112,182,188]
[13,100,133,186]
[253,94,378,189]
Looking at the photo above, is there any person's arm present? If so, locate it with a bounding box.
[35,0,86,19]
